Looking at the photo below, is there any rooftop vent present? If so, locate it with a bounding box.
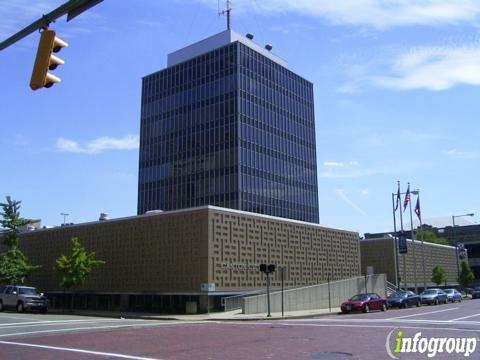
[99,213,109,221]
[265,44,273,51]
[246,33,254,40]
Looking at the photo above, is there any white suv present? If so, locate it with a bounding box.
[0,285,48,313]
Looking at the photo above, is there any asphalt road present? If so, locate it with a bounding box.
[1,300,480,359]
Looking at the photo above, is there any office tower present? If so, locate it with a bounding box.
[138,30,318,223]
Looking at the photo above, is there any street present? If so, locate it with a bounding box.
[1,300,480,359]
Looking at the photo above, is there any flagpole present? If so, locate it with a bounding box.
[392,189,400,289]
[398,182,406,291]
[407,183,418,294]
[415,191,426,290]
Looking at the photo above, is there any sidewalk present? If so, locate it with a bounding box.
[48,307,342,321]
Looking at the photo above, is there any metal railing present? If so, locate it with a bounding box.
[220,289,272,312]
[386,281,398,295]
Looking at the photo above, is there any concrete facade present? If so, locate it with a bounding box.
[9,206,360,313]
[360,237,459,290]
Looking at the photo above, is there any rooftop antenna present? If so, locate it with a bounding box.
[218,0,232,30]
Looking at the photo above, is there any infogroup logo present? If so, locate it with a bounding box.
[385,329,477,358]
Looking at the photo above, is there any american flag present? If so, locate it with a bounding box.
[394,183,401,211]
[403,184,410,212]
[414,197,421,220]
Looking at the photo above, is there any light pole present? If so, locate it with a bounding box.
[452,213,474,281]
[60,212,69,226]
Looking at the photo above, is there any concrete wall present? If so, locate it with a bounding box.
[208,208,361,291]
[242,274,386,315]
[360,237,459,288]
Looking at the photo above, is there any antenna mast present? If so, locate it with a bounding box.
[219,0,232,30]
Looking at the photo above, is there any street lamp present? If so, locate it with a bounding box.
[452,213,474,281]
[60,212,69,226]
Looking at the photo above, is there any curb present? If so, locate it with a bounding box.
[46,308,341,322]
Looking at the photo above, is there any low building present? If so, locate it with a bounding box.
[433,224,480,281]
[360,236,459,291]
[9,206,361,313]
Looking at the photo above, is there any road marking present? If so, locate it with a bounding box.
[280,317,480,326]
[0,314,41,321]
[0,321,209,338]
[0,319,125,328]
[0,340,161,360]
[385,307,458,320]
[448,313,480,322]
[217,321,480,332]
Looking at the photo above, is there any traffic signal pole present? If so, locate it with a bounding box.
[266,272,271,317]
[0,0,103,52]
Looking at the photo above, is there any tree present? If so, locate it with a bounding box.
[0,196,39,283]
[431,265,447,286]
[416,228,449,246]
[458,260,475,288]
[54,237,105,309]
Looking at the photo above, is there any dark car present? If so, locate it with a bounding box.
[419,289,448,305]
[472,287,480,299]
[341,293,387,313]
[444,289,462,303]
[0,285,48,313]
[387,290,421,309]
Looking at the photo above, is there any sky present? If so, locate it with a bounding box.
[1,0,479,235]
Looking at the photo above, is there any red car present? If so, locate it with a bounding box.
[340,293,387,313]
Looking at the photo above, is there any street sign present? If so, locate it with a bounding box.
[398,231,408,254]
[200,283,215,292]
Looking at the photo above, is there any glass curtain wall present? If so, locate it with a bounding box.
[138,41,318,223]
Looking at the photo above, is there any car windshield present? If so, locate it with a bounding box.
[421,290,437,295]
[444,289,454,294]
[18,287,40,296]
[389,291,407,298]
[349,294,369,301]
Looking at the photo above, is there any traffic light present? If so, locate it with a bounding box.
[30,29,68,90]
[259,263,276,274]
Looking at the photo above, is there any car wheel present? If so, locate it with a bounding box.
[363,305,370,313]
[16,302,24,313]
[381,303,387,312]
[0,301,3,312]
[402,302,407,309]
[39,308,48,314]
[459,298,462,303]
[416,301,421,307]
[434,298,439,305]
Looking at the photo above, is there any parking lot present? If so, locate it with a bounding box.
[0,299,479,359]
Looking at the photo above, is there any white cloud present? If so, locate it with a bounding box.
[56,135,139,154]
[444,148,479,159]
[323,161,359,168]
[335,189,367,216]
[320,160,399,178]
[360,189,369,196]
[373,45,480,91]
[196,0,480,29]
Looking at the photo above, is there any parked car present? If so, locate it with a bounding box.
[444,289,462,303]
[387,290,421,308]
[341,293,387,313]
[472,287,480,299]
[419,289,448,305]
[0,285,48,313]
